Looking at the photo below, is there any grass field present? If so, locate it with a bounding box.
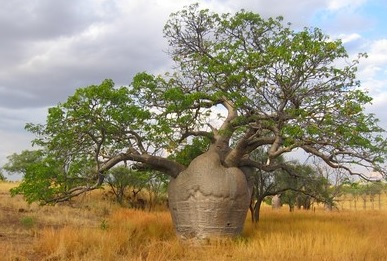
[1,182,386,261]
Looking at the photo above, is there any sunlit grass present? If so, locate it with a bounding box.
[33,209,179,261]
[1,181,387,261]
[239,208,387,261]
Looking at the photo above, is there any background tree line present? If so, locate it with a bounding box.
[3,147,386,220]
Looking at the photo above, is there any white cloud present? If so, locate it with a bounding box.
[366,39,387,67]
[327,0,367,10]
[354,37,387,129]
[339,33,362,44]
[357,39,387,86]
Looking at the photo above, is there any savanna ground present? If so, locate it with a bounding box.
[1,182,386,261]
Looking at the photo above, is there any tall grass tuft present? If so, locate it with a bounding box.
[33,209,179,261]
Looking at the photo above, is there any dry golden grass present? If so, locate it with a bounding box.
[1,181,386,261]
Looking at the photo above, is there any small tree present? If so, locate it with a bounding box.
[0,169,6,181]
[106,165,169,210]
[270,164,330,212]
[343,182,362,210]
[105,165,132,205]
[341,181,387,210]
[3,150,44,175]
[249,148,333,221]
[312,163,349,210]
[145,171,169,211]
[368,181,384,210]
[106,166,150,206]
[5,149,96,204]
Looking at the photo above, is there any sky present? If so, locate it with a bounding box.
[1,0,387,179]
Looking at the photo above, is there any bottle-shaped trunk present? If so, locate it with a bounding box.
[168,151,252,240]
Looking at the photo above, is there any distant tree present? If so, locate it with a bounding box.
[5,149,95,204]
[9,155,65,204]
[248,149,291,221]
[366,181,384,210]
[249,149,332,221]
[105,165,132,205]
[0,169,6,181]
[145,171,169,211]
[3,150,44,176]
[271,164,330,212]
[341,180,387,210]
[312,163,349,210]
[106,165,168,210]
[343,182,362,210]
[106,165,150,206]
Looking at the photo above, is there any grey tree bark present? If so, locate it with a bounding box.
[271,195,281,209]
[168,151,253,240]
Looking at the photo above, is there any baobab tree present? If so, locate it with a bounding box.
[10,4,387,239]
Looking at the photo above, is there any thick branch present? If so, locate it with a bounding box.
[45,152,186,204]
[179,129,214,143]
[209,96,238,158]
[224,128,256,167]
[239,158,302,177]
[218,96,238,133]
[100,152,186,179]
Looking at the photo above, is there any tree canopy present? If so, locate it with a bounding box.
[11,4,387,203]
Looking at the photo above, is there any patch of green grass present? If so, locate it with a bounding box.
[20,216,37,229]
[100,219,109,230]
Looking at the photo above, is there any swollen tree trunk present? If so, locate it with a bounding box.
[168,151,252,240]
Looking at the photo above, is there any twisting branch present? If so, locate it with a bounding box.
[126,130,147,154]
[179,130,214,143]
[45,150,187,204]
[301,145,379,179]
